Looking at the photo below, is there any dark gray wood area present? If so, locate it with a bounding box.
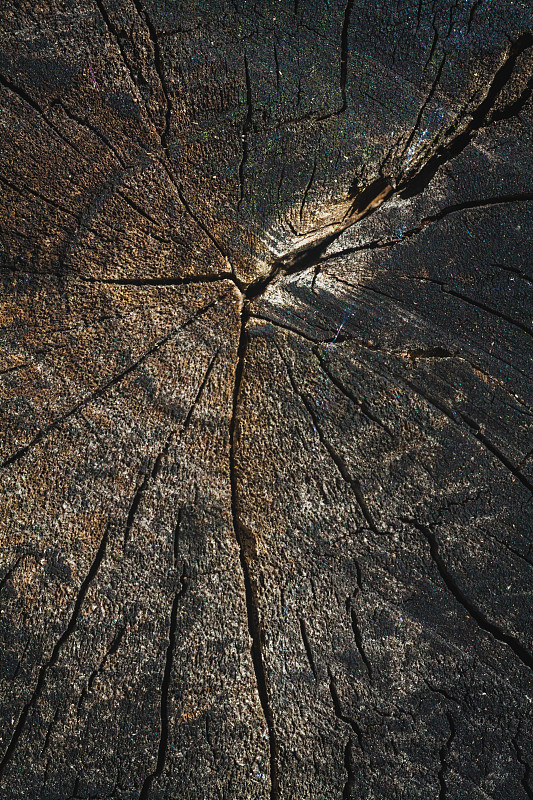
[0,1,532,797]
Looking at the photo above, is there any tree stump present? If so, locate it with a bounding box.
[1,1,532,798]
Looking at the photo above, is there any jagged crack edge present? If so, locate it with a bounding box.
[0,524,110,779]
[229,307,280,800]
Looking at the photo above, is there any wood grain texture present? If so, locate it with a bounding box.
[0,1,532,798]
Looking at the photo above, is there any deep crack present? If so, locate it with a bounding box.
[0,524,110,781]
[229,303,280,800]
[398,31,533,197]
[405,517,533,673]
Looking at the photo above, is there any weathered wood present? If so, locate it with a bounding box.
[0,1,532,798]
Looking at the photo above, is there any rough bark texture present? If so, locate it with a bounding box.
[1,1,532,798]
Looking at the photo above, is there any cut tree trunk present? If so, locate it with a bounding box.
[1,1,532,798]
